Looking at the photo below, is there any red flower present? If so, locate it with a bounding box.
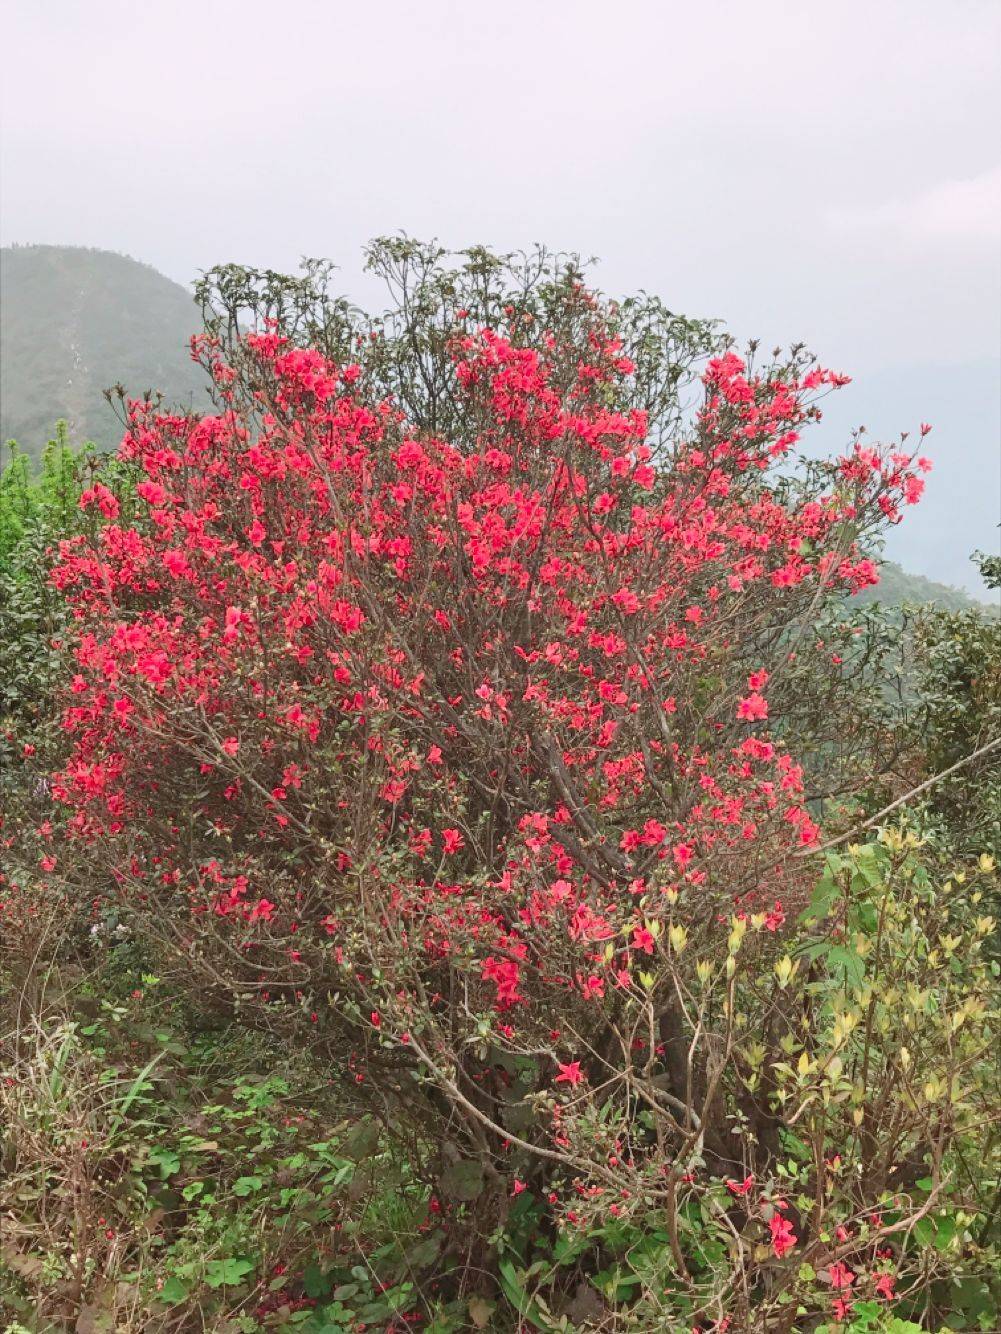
[874,1272,896,1300]
[672,841,695,868]
[764,901,785,932]
[441,828,465,854]
[137,479,168,505]
[737,693,769,722]
[631,925,655,954]
[768,1214,797,1258]
[555,1061,585,1086]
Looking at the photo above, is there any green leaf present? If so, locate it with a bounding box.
[158,1276,189,1304]
[827,945,865,991]
[352,1306,388,1324]
[106,1048,168,1138]
[498,1260,548,1330]
[148,1146,180,1179]
[303,1262,331,1298]
[803,876,839,922]
[232,1174,264,1196]
[852,1301,882,1322]
[204,1256,254,1288]
[552,1231,589,1266]
[855,901,879,933]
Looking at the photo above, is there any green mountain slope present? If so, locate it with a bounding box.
[1,244,210,460]
[855,561,995,613]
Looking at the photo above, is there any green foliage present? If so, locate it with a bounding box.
[0,958,435,1332]
[0,426,88,555]
[0,430,138,847]
[1,429,140,697]
[12,830,993,1331]
[1,428,97,717]
[972,548,1001,593]
[906,564,1001,856]
[467,830,1000,1331]
[1,429,88,848]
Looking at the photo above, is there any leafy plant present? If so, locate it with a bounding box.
[3,242,997,1330]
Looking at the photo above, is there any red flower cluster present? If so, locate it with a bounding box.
[49,311,925,1084]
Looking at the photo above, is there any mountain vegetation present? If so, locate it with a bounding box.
[1,244,210,460]
[3,244,993,617]
[855,560,994,614]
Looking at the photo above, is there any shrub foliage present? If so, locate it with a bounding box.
[1,242,997,1332]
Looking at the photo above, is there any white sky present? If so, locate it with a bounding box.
[2,0,999,589]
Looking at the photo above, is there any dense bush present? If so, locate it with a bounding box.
[1,430,121,1026]
[4,835,996,1332]
[903,554,1001,857]
[2,243,998,1331]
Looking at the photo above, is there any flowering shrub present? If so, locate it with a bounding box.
[31,243,994,1327]
[504,830,999,1330]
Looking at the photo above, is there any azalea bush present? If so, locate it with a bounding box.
[12,241,999,1328]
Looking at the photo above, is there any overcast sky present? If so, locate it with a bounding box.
[2,0,999,590]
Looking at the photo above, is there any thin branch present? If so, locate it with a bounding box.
[800,733,1001,855]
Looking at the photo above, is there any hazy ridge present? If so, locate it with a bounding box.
[1,244,209,457]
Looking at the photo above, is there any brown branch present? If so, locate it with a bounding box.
[802,733,1001,856]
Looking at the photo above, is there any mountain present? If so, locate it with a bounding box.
[855,561,995,614]
[1,244,210,460]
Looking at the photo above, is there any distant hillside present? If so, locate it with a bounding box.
[855,561,995,614]
[1,245,210,460]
